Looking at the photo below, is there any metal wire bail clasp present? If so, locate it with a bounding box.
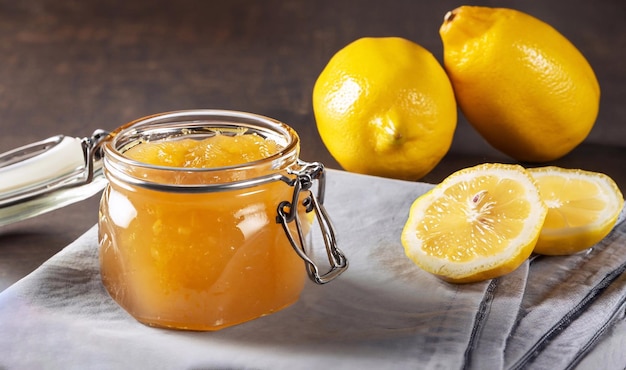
[0,129,111,227]
[277,161,348,284]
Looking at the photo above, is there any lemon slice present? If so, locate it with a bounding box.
[401,163,547,283]
[528,167,624,255]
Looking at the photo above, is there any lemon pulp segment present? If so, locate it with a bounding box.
[529,167,624,255]
[402,163,547,283]
[417,175,531,261]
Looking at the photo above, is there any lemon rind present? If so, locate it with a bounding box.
[402,163,547,282]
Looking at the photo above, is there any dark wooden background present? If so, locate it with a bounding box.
[1,0,625,290]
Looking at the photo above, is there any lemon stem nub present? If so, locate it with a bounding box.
[444,10,456,23]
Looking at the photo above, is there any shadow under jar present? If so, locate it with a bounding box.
[98,110,347,331]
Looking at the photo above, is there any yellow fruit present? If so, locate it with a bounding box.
[401,163,547,283]
[313,37,457,181]
[529,167,624,255]
[440,6,600,162]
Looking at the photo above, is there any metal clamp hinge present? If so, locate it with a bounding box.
[277,161,348,284]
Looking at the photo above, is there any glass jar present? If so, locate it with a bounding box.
[97,110,347,331]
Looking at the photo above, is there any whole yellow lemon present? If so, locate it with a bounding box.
[313,37,457,181]
[440,6,600,162]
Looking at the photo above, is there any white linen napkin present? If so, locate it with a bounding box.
[505,207,626,370]
[0,169,624,370]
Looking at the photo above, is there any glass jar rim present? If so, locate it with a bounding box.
[101,110,302,193]
[103,109,300,173]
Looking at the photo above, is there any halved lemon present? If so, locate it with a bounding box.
[528,167,624,255]
[401,163,547,283]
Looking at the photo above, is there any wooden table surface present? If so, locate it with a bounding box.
[1,0,625,291]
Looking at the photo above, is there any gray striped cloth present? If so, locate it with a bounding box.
[0,169,624,369]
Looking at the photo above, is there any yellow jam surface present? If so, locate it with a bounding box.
[99,132,307,330]
[123,132,282,168]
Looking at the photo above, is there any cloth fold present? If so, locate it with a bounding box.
[0,169,625,369]
[505,208,626,370]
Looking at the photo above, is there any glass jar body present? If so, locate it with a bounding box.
[98,110,309,331]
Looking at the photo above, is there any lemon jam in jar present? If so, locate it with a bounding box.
[98,110,347,331]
